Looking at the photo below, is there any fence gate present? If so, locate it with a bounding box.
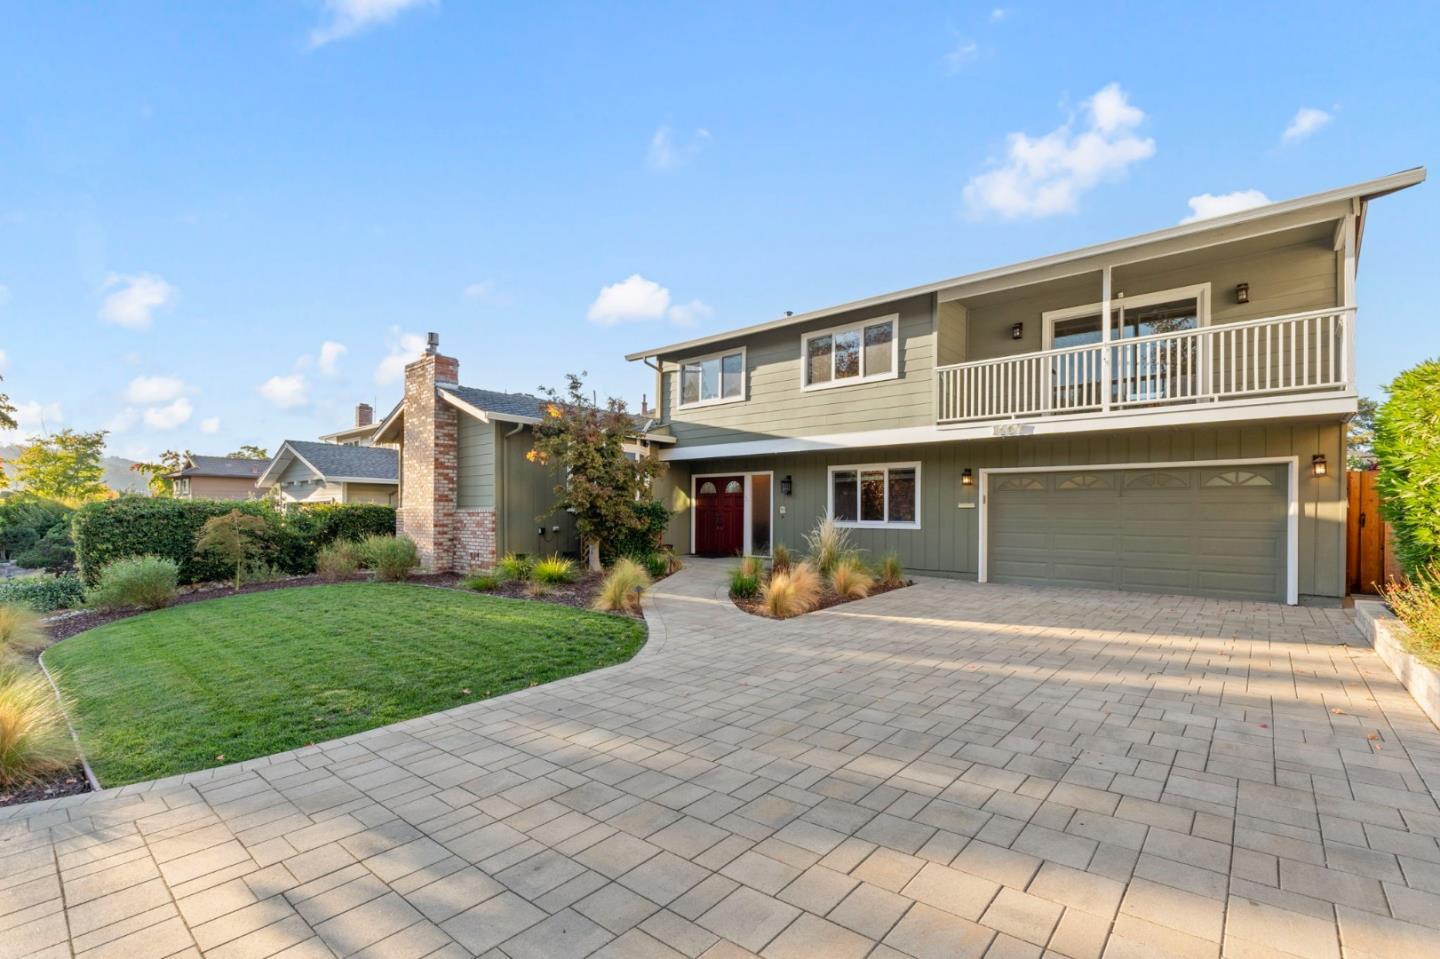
[1346,470,1392,594]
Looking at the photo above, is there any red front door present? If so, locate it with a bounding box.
[695,476,745,556]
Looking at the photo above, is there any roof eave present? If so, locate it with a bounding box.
[624,166,1426,361]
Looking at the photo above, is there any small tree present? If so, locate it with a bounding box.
[529,374,664,570]
[195,509,270,590]
[11,429,109,503]
[1375,360,1440,578]
[0,374,16,433]
[1347,396,1379,469]
[131,450,188,497]
[227,445,269,460]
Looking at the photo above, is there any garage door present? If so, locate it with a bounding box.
[987,464,1288,602]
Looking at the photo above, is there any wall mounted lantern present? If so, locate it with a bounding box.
[780,475,793,496]
[1010,322,1024,340]
[1236,282,1250,304]
[1311,454,1328,478]
[961,468,974,486]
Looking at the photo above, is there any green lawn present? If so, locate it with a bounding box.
[44,583,646,786]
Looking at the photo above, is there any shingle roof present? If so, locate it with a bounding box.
[441,385,655,432]
[281,440,398,482]
[172,456,268,479]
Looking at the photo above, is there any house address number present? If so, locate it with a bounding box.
[993,423,1035,437]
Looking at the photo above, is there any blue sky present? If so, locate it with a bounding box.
[1,1,1435,461]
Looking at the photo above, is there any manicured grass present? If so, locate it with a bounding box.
[44,583,646,786]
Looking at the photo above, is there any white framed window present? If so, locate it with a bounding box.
[827,462,920,529]
[677,347,746,409]
[801,314,899,391]
[1042,283,1211,350]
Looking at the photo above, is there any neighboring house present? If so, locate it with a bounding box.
[167,455,266,500]
[376,336,672,571]
[256,440,399,505]
[319,403,392,447]
[625,168,1426,606]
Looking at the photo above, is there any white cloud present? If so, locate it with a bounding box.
[963,82,1156,219]
[1282,106,1332,143]
[990,7,1007,21]
[143,397,192,431]
[1181,189,1272,224]
[99,273,177,331]
[200,417,221,434]
[646,126,710,171]
[942,40,978,72]
[124,374,187,404]
[588,275,671,325]
[318,340,347,376]
[310,0,434,47]
[105,408,139,433]
[463,280,495,300]
[0,400,63,444]
[375,330,428,385]
[259,373,310,409]
[668,299,713,327]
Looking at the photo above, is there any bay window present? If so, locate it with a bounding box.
[802,314,898,389]
[828,463,920,528]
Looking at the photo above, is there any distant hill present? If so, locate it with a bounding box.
[0,444,150,495]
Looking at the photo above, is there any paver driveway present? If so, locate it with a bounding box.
[4,563,1440,958]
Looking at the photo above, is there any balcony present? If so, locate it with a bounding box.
[935,308,1354,427]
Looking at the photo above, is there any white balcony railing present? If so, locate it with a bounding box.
[935,308,1354,426]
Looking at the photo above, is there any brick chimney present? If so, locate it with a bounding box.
[398,334,461,572]
[355,403,374,428]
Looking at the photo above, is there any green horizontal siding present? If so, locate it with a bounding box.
[457,414,495,508]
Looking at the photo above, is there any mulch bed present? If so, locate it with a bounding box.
[0,769,91,808]
[474,570,621,612]
[733,579,912,618]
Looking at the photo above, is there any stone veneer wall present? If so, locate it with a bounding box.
[397,351,460,572]
[453,508,498,572]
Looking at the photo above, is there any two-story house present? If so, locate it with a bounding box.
[628,169,1426,606]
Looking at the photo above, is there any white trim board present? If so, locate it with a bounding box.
[657,394,1357,462]
[977,456,1301,606]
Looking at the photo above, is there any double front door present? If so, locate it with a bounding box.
[695,476,745,556]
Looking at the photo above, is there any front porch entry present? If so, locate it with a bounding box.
[692,471,772,557]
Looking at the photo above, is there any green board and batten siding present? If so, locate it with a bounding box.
[673,421,1346,600]
[455,415,580,557]
[456,415,495,508]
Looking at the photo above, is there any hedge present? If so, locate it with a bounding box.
[0,573,87,612]
[1375,359,1440,579]
[72,497,395,585]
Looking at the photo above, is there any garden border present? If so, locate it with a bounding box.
[1354,598,1440,730]
[35,650,101,792]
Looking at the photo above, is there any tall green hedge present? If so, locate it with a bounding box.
[1375,359,1440,578]
[72,497,395,585]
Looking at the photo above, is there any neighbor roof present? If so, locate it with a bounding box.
[624,166,1426,361]
[170,455,268,479]
[257,440,398,487]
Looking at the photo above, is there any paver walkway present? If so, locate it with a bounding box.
[4,562,1440,958]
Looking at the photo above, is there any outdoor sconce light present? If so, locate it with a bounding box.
[781,475,793,496]
[1236,282,1250,304]
[1312,454,1328,478]
[961,468,974,486]
[1010,322,1024,340]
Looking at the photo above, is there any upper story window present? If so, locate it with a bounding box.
[678,347,746,409]
[802,314,899,391]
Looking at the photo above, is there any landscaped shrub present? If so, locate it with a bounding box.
[0,495,74,568]
[729,559,760,600]
[315,541,361,582]
[238,562,285,586]
[1384,565,1440,669]
[604,499,672,564]
[195,510,271,590]
[594,558,651,613]
[14,525,76,573]
[0,574,86,613]
[498,553,534,581]
[1375,359,1440,578]
[533,554,578,585]
[878,553,906,589]
[830,556,874,600]
[87,556,180,611]
[72,497,395,585]
[0,526,39,561]
[770,544,793,575]
[761,562,821,618]
[805,517,854,577]
[0,666,76,786]
[463,570,501,592]
[0,604,45,659]
[642,551,671,579]
[359,535,418,582]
